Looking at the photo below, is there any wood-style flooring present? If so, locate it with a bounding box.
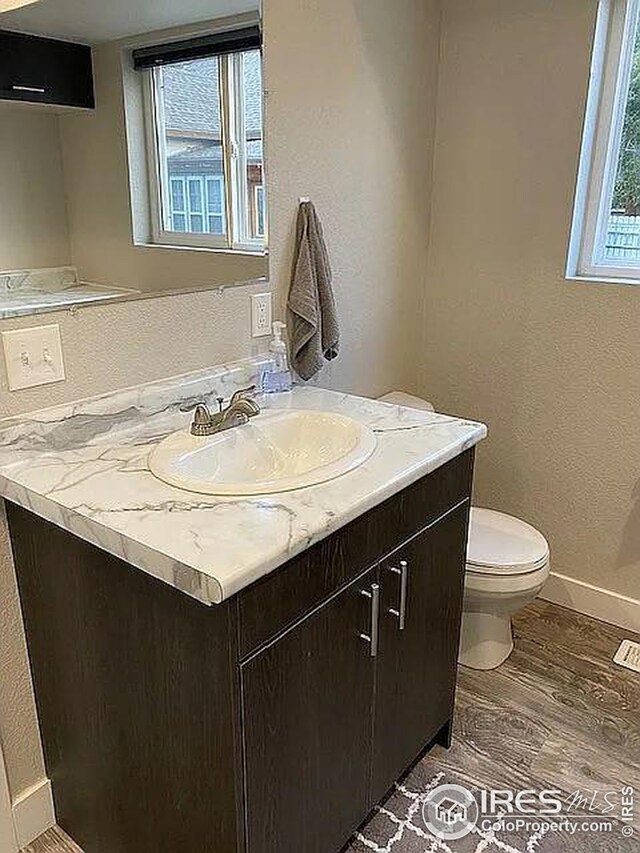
[21,826,81,853]
[23,600,640,853]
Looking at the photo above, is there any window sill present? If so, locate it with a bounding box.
[566,273,640,288]
[135,241,268,259]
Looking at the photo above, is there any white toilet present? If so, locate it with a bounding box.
[461,507,550,669]
[379,391,551,671]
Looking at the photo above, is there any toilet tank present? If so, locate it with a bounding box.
[379,391,435,412]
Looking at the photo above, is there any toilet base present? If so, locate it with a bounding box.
[459,611,514,670]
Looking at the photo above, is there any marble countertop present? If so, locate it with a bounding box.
[0,265,139,319]
[0,282,139,320]
[0,358,487,605]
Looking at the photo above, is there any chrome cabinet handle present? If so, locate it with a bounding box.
[12,85,46,94]
[360,583,380,657]
[389,559,409,630]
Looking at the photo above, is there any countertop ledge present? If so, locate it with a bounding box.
[0,358,487,605]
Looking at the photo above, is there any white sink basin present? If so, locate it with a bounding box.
[149,410,377,496]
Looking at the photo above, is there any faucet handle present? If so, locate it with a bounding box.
[229,385,257,406]
[179,400,206,413]
[192,404,212,426]
[180,401,212,420]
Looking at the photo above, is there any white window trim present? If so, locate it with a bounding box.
[143,52,265,253]
[568,0,640,282]
[226,50,267,252]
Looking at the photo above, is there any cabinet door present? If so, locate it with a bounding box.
[371,502,469,802]
[241,567,379,853]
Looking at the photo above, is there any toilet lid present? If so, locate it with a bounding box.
[467,508,549,575]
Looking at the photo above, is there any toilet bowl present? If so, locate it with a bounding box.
[379,391,551,671]
[461,507,550,669]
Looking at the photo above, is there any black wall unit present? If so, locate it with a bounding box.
[0,29,94,109]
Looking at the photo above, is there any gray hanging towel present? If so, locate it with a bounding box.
[287,201,340,381]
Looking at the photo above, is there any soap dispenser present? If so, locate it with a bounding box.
[262,321,293,393]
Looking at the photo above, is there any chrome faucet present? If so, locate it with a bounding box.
[186,386,261,437]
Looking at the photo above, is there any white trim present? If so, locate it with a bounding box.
[540,572,640,633]
[568,0,640,281]
[139,48,266,253]
[12,778,55,850]
[229,51,249,246]
[0,748,18,853]
[146,65,229,251]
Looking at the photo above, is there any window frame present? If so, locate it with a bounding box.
[143,49,265,254]
[569,0,640,281]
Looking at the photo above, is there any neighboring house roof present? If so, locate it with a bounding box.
[168,140,263,160]
[163,52,263,139]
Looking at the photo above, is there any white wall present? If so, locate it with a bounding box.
[422,0,640,605]
[266,0,441,397]
[0,107,70,272]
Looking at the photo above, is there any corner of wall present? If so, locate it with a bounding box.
[11,778,55,849]
[0,501,47,802]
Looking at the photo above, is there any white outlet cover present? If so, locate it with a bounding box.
[252,292,273,338]
[2,324,66,391]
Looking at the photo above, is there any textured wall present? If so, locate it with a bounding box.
[0,0,442,800]
[0,282,268,416]
[0,107,70,271]
[422,0,640,602]
[265,0,440,398]
[0,503,45,798]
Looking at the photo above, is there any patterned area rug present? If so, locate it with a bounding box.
[350,766,636,853]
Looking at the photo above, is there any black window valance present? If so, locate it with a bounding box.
[132,25,261,70]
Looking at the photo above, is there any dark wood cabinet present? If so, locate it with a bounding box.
[6,449,475,853]
[371,503,469,802]
[242,567,378,853]
[0,30,94,109]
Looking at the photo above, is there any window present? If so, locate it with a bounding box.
[254,185,266,238]
[135,28,266,252]
[570,0,640,280]
[168,175,226,234]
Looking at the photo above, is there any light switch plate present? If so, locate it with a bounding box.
[2,324,66,391]
[251,292,272,337]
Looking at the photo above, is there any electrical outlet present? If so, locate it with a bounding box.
[2,324,66,391]
[251,292,272,337]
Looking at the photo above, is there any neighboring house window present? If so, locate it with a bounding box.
[254,185,266,238]
[134,28,266,252]
[569,0,640,281]
[169,175,226,234]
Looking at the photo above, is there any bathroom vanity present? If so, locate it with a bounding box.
[0,360,486,853]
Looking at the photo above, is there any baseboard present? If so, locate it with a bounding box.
[12,778,55,849]
[540,572,640,634]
